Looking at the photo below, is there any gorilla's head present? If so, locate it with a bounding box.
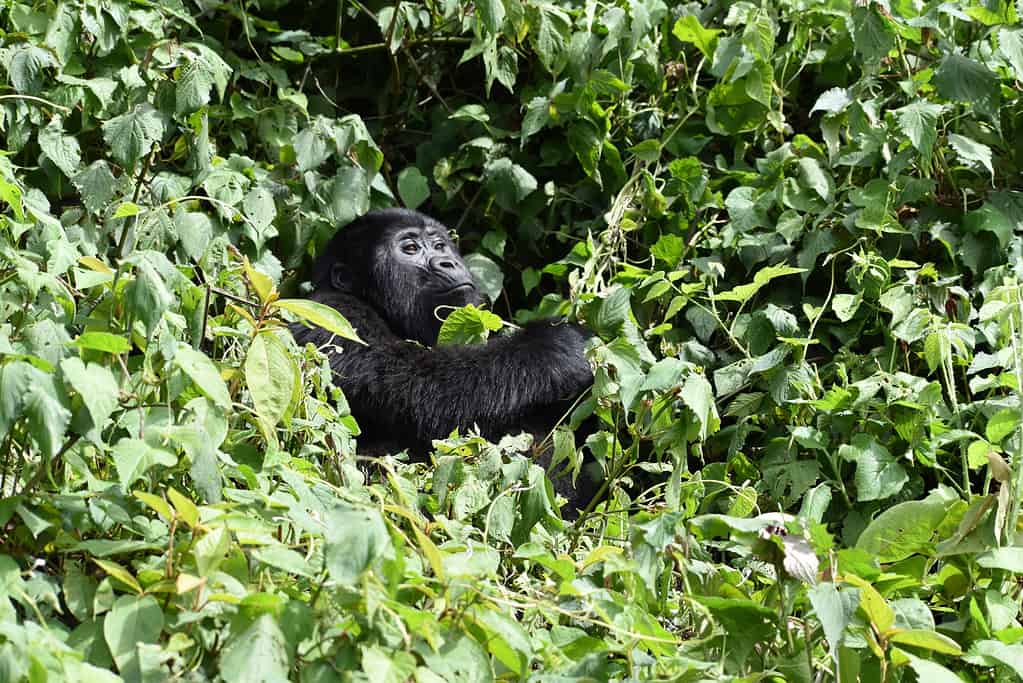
[313,209,484,345]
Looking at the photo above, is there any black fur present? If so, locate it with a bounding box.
[291,209,594,503]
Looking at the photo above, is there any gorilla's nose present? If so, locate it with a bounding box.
[432,257,457,271]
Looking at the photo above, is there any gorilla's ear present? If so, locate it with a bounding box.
[330,261,355,291]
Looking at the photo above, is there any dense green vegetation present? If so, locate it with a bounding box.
[2,0,1023,680]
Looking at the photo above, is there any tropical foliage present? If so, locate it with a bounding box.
[2,0,1023,680]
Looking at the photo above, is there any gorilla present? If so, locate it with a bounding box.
[290,209,595,509]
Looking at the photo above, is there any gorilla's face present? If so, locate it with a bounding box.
[370,221,483,344]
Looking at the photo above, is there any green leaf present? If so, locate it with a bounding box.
[679,372,720,441]
[797,158,832,200]
[174,344,232,410]
[38,117,81,177]
[998,28,1023,81]
[113,202,140,218]
[477,0,506,34]
[244,332,295,427]
[856,489,955,562]
[977,547,1023,572]
[437,305,504,346]
[362,646,417,683]
[810,87,852,115]
[463,253,504,303]
[324,506,391,585]
[484,158,537,210]
[112,437,177,487]
[672,15,720,58]
[986,409,1018,443]
[126,259,173,336]
[839,433,908,502]
[276,298,365,344]
[530,3,570,73]
[902,652,967,683]
[6,43,56,93]
[397,166,430,210]
[949,134,994,181]
[889,629,963,655]
[934,53,1000,119]
[894,101,944,164]
[567,119,602,179]
[852,6,894,62]
[103,595,164,675]
[176,44,233,114]
[101,103,165,167]
[61,358,119,442]
[23,374,71,460]
[219,615,290,682]
[715,265,806,304]
[326,165,371,226]
[72,161,118,215]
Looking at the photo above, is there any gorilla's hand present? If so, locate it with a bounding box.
[521,319,594,397]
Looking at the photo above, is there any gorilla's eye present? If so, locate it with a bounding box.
[401,243,420,254]
[433,242,446,251]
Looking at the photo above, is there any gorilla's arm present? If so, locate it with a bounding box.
[291,292,592,444]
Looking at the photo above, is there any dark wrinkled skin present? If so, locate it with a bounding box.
[291,209,596,511]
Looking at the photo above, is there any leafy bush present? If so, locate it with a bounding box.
[2,0,1023,680]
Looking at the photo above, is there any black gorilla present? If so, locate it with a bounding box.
[291,209,594,506]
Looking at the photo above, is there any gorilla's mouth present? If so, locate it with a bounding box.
[441,283,476,295]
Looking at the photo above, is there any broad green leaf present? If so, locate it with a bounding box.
[977,547,1023,572]
[38,117,81,177]
[60,358,119,441]
[219,615,290,682]
[484,158,537,210]
[530,3,570,73]
[902,651,966,682]
[894,101,944,164]
[463,253,504,303]
[852,6,894,62]
[112,437,177,487]
[418,632,494,683]
[889,629,963,655]
[276,298,365,344]
[245,332,295,427]
[193,526,230,577]
[672,15,720,58]
[126,260,173,335]
[856,488,955,562]
[477,0,505,35]
[101,103,165,167]
[810,87,852,115]
[72,161,118,215]
[934,53,1000,118]
[103,595,163,675]
[679,372,720,440]
[23,374,71,459]
[174,344,232,410]
[326,165,371,226]
[949,134,994,181]
[325,506,391,585]
[839,433,908,502]
[808,582,860,661]
[715,265,806,304]
[397,166,430,210]
[167,487,199,528]
[363,645,417,683]
[986,409,1018,443]
[6,43,57,93]
[844,575,894,632]
[133,491,173,522]
[437,305,503,346]
[73,331,123,354]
